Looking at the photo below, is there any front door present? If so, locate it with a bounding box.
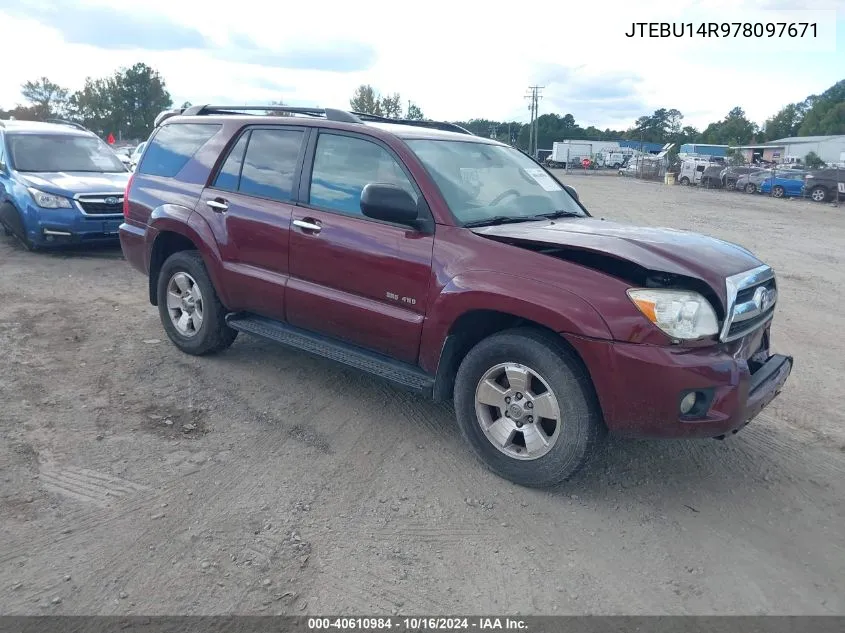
[196,126,307,321]
[286,131,434,364]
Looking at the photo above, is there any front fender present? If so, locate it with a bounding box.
[418,269,613,373]
[146,206,232,308]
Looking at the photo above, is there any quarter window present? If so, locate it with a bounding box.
[138,123,221,177]
[309,134,417,217]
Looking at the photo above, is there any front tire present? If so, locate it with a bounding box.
[772,185,785,198]
[680,177,690,186]
[453,328,605,487]
[810,186,828,202]
[157,250,237,355]
[745,183,756,193]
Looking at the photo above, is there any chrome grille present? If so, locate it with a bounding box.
[76,194,124,215]
[720,265,777,342]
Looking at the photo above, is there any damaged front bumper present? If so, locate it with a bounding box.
[564,326,793,439]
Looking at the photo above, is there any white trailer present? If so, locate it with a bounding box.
[547,141,592,168]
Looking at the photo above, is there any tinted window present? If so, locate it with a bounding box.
[7,133,126,172]
[238,129,303,201]
[138,123,220,177]
[309,134,417,216]
[213,133,249,191]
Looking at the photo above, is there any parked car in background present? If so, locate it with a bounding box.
[113,146,133,168]
[758,172,807,198]
[119,103,792,488]
[700,165,724,188]
[804,168,845,202]
[129,141,147,171]
[736,169,774,193]
[0,119,129,250]
[720,166,763,190]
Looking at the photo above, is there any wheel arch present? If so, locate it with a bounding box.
[147,209,230,308]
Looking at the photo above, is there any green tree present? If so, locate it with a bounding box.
[380,93,402,118]
[111,63,172,139]
[349,84,383,115]
[699,107,758,145]
[66,77,116,137]
[20,77,68,119]
[764,102,805,140]
[798,80,845,135]
[804,151,825,169]
[406,102,425,120]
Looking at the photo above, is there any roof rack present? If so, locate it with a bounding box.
[153,104,475,136]
[350,112,473,135]
[45,118,92,133]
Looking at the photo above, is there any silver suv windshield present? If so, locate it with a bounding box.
[405,139,585,226]
[8,133,127,173]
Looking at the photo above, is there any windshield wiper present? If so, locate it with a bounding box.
[463,215,548,228]
[533,210,583,219]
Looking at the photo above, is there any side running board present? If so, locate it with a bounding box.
[225,314,434,396]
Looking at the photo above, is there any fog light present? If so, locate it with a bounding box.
[680,392,698,415]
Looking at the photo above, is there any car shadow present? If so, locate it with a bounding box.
[216,335,842,509]
[1,234,124,260]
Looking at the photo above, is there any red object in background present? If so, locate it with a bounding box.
[581,158,590,170]
[107,133,115,144]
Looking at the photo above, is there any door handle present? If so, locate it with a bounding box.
[293,218,322,233]
[206,199,228,212]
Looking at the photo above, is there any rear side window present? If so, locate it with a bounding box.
[138,123,221,177]
[213,134,249,191]
[237,129,304,202]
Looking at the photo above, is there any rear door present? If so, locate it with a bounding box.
[286,130,434,364]
[196,125,308,321]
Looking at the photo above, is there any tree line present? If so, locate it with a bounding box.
[3,69,842,151]
[1,63,172,142]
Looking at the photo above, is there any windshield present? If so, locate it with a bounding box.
[8,134,127,173]
[405,139,585,225]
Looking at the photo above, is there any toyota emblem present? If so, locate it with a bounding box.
[105,196,119,205]
[753,287,775,312]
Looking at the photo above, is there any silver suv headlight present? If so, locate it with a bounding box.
[627,288,719,340]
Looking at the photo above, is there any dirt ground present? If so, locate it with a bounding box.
[1,174,844,616]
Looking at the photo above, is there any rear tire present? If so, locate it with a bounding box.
[156,250,238,355]
[772,185,785,198]
[745,183,756,193]
[453,328,605,487]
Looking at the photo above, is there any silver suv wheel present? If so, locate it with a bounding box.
[166,272,204,337]
[474,362,561,460]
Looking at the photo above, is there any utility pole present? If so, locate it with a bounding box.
[525,86,544,158]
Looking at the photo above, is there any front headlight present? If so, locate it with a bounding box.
[28,188,72,209]
[626,288,719,340]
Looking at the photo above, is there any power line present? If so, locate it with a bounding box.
[525,85,544,157]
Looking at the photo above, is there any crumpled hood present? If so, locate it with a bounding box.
[471,217,765,305]
[18,171,130,196]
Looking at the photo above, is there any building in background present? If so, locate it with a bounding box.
[678,143,730,158]
[732,135,845,166]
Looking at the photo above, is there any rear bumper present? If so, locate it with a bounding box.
[118,221,148,274]
[565,332,793,439]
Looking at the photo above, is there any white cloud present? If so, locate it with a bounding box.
[1,0,842,131]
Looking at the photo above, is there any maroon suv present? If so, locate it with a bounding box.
[120,104,793,487]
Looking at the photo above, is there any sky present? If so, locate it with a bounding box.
[0,0,843,131]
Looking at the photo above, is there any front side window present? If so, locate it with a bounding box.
[405,139,584,225]
[238,129,304,202]
[8,133,126,173]
[309,133,417,217]
[138,123,221,177]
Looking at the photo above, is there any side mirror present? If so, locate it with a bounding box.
[360,183,421,228]
[563,184,579,201]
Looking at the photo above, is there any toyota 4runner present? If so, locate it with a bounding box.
[119,104,793,487]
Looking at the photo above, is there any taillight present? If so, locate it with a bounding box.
[123,172,134,219]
